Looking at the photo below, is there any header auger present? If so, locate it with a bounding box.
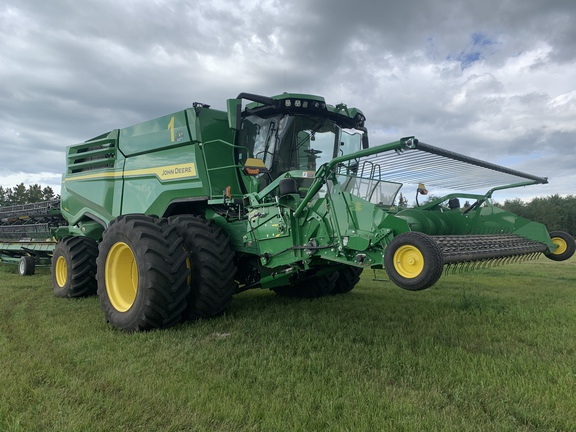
[1,92,574,331]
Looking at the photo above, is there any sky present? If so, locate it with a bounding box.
[1,0,575,202]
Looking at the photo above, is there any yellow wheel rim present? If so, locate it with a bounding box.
[551,237,568,255]
[105,242,138,312]
[394,245,424,279]
[55,256,68,287]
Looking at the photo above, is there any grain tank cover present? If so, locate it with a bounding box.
[119,110,193,157]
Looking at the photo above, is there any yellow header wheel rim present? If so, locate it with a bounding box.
[394,245,425,279]
[55,256,68,288]
[551,237,568,255]
[105,242,138,312]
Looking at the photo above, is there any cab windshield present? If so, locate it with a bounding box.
[237,114,363,181]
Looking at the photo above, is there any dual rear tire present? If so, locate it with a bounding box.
[167,215,237,321]
[51,214,238,332]
[96,215,190,331]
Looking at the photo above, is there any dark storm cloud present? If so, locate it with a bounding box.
[0,0,575,200]
[293,0,575,62]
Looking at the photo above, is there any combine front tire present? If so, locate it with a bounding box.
[384,232,444,291]
[51,236,98,297]
[168,216,237,320]
[96,215,189,331]
[545,230,576,261]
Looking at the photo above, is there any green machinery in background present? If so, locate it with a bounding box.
[0,200,63,275]
[1,92,574,331]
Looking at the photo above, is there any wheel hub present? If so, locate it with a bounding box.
[394,245,424,279]
[105,242,138,312]
[551,237,568,255]
[55,256,68,288]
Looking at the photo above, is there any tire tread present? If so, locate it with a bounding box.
[96,215,190,331]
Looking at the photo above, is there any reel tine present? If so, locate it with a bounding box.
[452,262,458,275]
[518,254,526,263]
[453,262,461,275]
[444,236,548,275]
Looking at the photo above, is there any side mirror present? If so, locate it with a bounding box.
[227,98,242,130]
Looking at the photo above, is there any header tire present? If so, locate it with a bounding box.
[545,230,576,262]
[384,232,444,291]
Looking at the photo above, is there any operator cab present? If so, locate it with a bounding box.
[232,93,367,193]
[237,114,364,180]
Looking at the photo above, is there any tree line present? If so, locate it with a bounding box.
[0,183,58,207]
[499,194,576,236]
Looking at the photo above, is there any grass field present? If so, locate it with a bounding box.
[1,257,575,431]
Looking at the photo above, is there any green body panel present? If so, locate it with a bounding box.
[119,111,194,156]
[61,170,124,228]
[120,144,204,215]
[61,106,239,230]
[61,130,124,227]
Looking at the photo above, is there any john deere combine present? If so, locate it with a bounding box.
[2,92,574,331]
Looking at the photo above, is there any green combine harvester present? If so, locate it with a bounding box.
[1,92,574,331]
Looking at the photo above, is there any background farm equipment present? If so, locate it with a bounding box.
[1,92,574,331]
[0,200,64,275]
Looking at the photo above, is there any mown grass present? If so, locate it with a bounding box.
[0,257,575,431]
